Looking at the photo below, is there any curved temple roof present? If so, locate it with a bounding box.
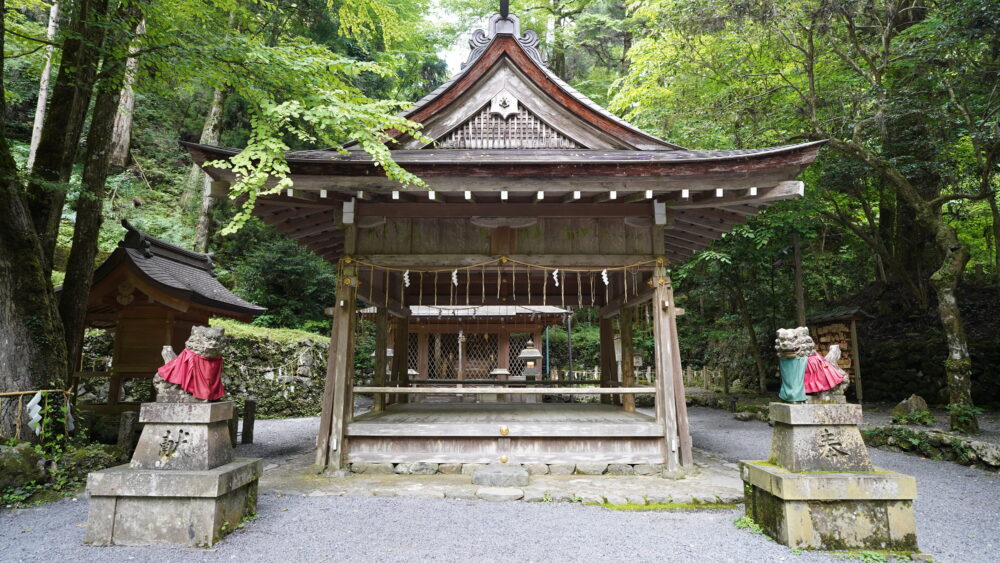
[183,10,824,268]
[84,220,265,324]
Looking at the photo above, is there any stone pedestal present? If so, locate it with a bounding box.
[741,402,918,551]
[86,401,262,546]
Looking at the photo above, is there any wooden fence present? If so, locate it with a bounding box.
[681,366,724,390]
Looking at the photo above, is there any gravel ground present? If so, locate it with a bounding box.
[2,406,998,562]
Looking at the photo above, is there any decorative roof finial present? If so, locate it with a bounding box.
[461,4,544,69]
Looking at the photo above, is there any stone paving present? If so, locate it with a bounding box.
[259,448,743,505]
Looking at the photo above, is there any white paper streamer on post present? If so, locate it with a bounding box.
[26,392,43,435]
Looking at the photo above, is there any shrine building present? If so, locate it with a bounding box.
[185,9,823,472]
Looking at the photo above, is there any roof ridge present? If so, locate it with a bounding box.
[120,219,215,273]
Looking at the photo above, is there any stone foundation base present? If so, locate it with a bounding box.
[740,461,917,550]
[348,461,680,477]
[85,458,262,546]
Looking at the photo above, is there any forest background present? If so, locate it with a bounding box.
[1,0,997,436]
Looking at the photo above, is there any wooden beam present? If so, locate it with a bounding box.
[353,386,657,394]
[599,317,615,405]
[316,226,357,470]
[599,284,655,318]
[390,315,410,405]
[664,273,693,467]
[373,308,389,413]
[652,268,680,472]
[353,254,659,268]
[621,307,636,413]
[355,202,650,218]
[850,319,864,403]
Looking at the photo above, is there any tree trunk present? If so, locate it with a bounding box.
[26,0,110,278]
[192,87,227,252]
[792,232,806,326]
[0,0,69,440]
[59,3,142,378]
[108,19,146,168]
[929,221,978,433]
[988,192,1000,295]
[26,1,59,171]
[730,283,767,393]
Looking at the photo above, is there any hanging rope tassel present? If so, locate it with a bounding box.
[511,263,516,302]
[369,264,375,303]
[466,268,470,306]
[577,271,582,307]
[527,265,532,305]
[434,271,439,306]
[543,268,548,306]
[419,272,424,306]
[624,266,628,303]
[590,272,596,306]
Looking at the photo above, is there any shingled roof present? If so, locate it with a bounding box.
[89,220,265,319]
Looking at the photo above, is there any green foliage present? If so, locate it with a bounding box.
[222,223,338,332]
[946,403,985,433]
[891,410,936,426]
[734,515,767,537]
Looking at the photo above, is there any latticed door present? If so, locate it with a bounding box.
[428,333,460,379]
[508,333,532,378]
[464,332,498,379]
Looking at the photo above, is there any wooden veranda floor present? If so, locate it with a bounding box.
[346,403,666,465]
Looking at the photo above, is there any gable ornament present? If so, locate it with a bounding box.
[490,89,519,120]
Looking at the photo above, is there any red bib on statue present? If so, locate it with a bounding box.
[803,352,845,394]
[157,349,225,400]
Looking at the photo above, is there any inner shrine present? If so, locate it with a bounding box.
[186,8,823,473]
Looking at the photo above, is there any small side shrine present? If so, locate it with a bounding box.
[74,220,264,414]
[807,308,872,402]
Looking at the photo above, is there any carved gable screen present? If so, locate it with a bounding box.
[435,102,583,150]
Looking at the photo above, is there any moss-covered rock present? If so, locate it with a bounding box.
[59,444,127,481]
[0,443,45,490]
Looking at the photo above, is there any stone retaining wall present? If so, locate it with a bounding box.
[862,425,1000,470]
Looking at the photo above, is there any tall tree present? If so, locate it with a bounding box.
[615,0,991,432]
[0,0,69,440]
[59,1,144,375]
[26,1,59,171]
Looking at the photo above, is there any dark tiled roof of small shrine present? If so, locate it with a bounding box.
[807,308,874,324]
[93,220,265,318]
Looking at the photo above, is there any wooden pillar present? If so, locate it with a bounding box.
[394,315,410,404]
[417,332,429,381]
[373,308,389,412]
[620,306,635,413]
[599,317,614,405]
[665,273,693,467]
[316,225,358,470]
[850,319,864,403]
[652,268,680,472]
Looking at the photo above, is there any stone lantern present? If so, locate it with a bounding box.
[517,339,543,403]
